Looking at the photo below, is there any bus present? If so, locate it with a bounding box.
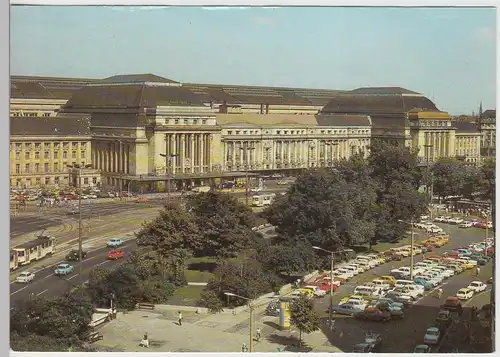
[12,233,56,267]
[252,193,276,207]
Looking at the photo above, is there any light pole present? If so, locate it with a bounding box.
[398,219,416,279]
[423,144,434,217]
[113,140,124,198]
[311,246,351,326]
[67,163,92,276]
[224,292,254,352]
[159,153,179,201]
[239,147,255,206]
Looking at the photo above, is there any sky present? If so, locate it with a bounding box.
[10,6,496,115]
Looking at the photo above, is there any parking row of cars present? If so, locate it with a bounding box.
[434,216,493,229]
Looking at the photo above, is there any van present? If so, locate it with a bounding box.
[371,279,391,290]
[354,285,383,297]
[340,265,360,276]
[395,279,416,289]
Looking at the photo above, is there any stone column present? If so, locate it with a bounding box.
[190,134,195,173]
[200,134,205,172]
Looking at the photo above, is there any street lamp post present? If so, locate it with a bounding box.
[312,246,351,327]
[398,219,416,279]
[239,147,255,206]
[159,153,179,201]
[224,292,254,352]
[423,144,434,218]
[67,163,92,276]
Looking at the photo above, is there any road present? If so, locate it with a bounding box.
[10,240,138,308]
[10,185,287,238]
[312,223,493,353]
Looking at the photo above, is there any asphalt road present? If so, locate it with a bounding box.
[312,223,493,353]
[10,240,138,307]
[10,186,286,238]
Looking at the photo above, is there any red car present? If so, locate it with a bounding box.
[107,249,125,260]
[305,280,339,292]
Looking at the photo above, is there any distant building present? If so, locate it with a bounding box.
[10,116,101,189]
[477,109,496,157]
[452,121,481,164]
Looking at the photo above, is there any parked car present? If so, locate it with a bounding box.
[369,301,404,319]
[413,344,431,353]
[435,309,452,328]
[65,249,88,261]
[301,285,327,297]
[375,297,405,310]
[441,296,463,315]
[54,263,73,276]
[266,301,280,316]
[16,271,35,283]
[107,238,124,248]
[353,333,382,353]
[414,277,435,290]
[330,302,366,316]
[434,216,446,223]
[423,327,441,345]
[459,221,473,228]
[355,307,392,322]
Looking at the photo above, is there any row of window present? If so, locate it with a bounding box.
[13,150,86,160]
[167,119,208,125]
[14,161,86,174]
[11,112,52,117]
[225,129,370,136]
[12,176,98,187]
[12,142,88,151]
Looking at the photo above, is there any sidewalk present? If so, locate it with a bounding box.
[94,307,342,353]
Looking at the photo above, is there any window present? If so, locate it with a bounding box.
[92,177,97,184]
[184,119,188,124]
[43,113,50,117]
[15,143,22,150]
[202,120,207,124]
[175,119,179,124]
[84,178,89,184]
[72,142,78,149]
[193,119,198,125]
[45,177,50,185]
[81,161,85,167]
[63,151,68,159]
[35,152,40,160]
[72,151,77,159]
[54,142,60,149]
[15,164,20,174]
[35,143,41,151]
[35,163,40,173]
[54,162,59,171]
[227,131,232,135]
[81,151,86,158]
[44,151,49,159]
[54,151,59,159]
[26,178,31,187]
[25,143,32,151]
[15,152,20,160]
[36,178,41,185]
[25,152,30,160]
[44,163,49,173]
[63,142,69,149]
[81,142,87,148]
[25,164,30,173]
[55,177,60,184]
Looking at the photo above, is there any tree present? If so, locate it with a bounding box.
[265,169,361,251]
[260,237,319,276]
[289,294,320,344]
[479,158,496,227]
[431,158,481,200]
[201,258,282,309]
[368,142,429,242]
[10,292,94,351]
[185,192,257,258]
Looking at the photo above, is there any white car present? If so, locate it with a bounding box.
[443,216,454,223]
[336,268,355,278]
[420,215,429,220]
[459,221,473,228]
[88,194,98,199]
[456,288,474,300]
[434,216,446,223]
[423,327,441,345]
[467,281,487,293]
[448,217,464,225]
[16,271,35,283]
[429,268,454,278]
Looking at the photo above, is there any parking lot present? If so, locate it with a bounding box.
[292,222,492,352]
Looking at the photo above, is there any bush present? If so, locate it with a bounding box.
[198,290,224,313]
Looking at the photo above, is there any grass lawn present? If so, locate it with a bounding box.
[183,269,215,282]
[170,285,205,306]
[186,257,217,264]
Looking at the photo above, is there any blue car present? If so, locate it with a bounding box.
[54,263,73,276]
[107,238,124,248]
[376,297,405,310]
[330,302,366,316]
[414,278,435,290]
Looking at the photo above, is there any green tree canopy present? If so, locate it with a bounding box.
[185,192,257,258]
[289,294,320,344]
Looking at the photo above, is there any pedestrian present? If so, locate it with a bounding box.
[437,288,443,299]
[329,318,336,331]
[140,332,149,348]
[178,311,183,326]
[476,266,480,276]
[256,327,261,341]
[242,343,248,352]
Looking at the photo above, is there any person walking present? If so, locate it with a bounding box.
[256,327,262,341]
[437,288,443,299]
[140,333,149,348]
[241,343,248,352]
[476,266,480,276]
[178,311,183,326]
